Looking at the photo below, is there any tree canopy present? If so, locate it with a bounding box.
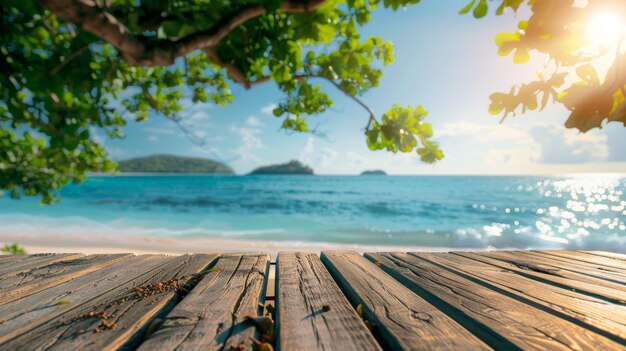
[1,0,624,203]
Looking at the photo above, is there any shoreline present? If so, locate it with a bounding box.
[0,232,472,258]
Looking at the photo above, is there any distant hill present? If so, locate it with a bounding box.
[249,160,314,175]
[360,170,387,175]
[118,155,234,174]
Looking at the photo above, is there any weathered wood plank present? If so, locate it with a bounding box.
[0,254,219,351]
[0,254,133,305]
[409,252,626,345]
[0,254,172,345]
[0,255,20,261]
[0,253,84,277]
[367,252,626,350]
[537,250,626,273]
[137,253,269,351]
[582,251,626,262]
[527,251,626,285]
[276,252,380,351]
[456,251,626,304]
[320,251,489,351]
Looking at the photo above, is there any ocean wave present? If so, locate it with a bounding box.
[1,212,624,251]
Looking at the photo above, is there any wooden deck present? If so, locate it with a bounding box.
[0,250,625,350]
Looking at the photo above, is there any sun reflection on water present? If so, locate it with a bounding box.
[530,176,624,245]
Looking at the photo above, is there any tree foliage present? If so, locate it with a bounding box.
[1,0,624,203]
[1,243,27,255]
[1,0,440,203]
[462,0,626,132]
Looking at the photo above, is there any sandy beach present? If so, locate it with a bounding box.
[0,231,466,258]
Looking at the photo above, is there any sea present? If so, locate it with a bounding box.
[0,174,625,251]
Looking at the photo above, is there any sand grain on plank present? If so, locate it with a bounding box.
[137,253,269,351]
[0,254,172,345]
[0,254,219,351]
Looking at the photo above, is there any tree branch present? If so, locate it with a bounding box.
[39,0,326,67]
[202,48,270,89]
[294,74,378,128]
[51,45,89,74]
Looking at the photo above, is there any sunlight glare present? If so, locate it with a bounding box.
[586,12,625,47]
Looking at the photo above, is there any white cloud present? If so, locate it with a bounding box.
[246,115,264,127]
[260,103,278,115]
[531,125,609,164]
[148,135,159,142]
[319,148,338,168]
[231,126,265,165]
[439,121,610,166]
[486,147,540,166]
[145,125,178,136]
[346,151,368,165]
[107,147,131,160]
[189,110,210,121]
[299,137,338,169]
[438,121,530,143]
[190,145,226,160]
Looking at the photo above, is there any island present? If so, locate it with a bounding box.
[360,170,387,176]
[118,155,234,174]
[248,160,314,175]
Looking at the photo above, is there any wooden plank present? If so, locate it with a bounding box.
[367,252,626,350]
[320,251,489,351]
[456,251,626,304]
[0,254,172,344]
[137,253,269,351]
[582,251,626,262]
[408,252,626,345]
[0,253,84,277]
[529,251,626,285]
[537,250,626,273]
[0,254,219,351]
[0,255,21,261]
[0,254,133,305]
[276,252,380,351]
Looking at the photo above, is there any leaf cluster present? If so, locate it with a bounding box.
[1,0,441,203]
[365,105,443,163]
[463,0,626,132]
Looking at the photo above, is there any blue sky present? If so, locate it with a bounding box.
[101,0,626,175]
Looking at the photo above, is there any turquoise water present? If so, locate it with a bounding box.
[0,175,625,250]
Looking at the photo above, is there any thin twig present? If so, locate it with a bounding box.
[51,45,89,75]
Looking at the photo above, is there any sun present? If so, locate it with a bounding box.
[585,12,626,48]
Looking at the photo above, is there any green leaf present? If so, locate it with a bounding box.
[262,0,282,12]
[513,47,530,64]
[316,24,336,44]
[459,0,476,14]
[473,0,487,18]
[161,20,183,37]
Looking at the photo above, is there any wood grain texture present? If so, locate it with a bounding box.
[526,251,626,285]
[535,250,626,275]
[0,254,172,345]
[0,254,219,351]
[0,254,133,305]
[276,252,380,351]
[320,251,489,351]
[137,253,269,351]
[456,251,626,304]
[368,252,625,351]
[410,252,626,345]
[0,253,84,277]
[582,251,626,262]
